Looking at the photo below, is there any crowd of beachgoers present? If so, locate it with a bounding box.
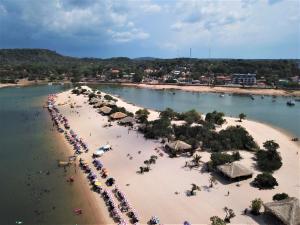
[47,94,146,225]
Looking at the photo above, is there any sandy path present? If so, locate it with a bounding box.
[54,88,300,224]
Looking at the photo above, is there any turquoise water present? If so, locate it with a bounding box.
[0,85,97,224]
[92,84,300,137]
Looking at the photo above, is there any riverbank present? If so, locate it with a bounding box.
[53,86,300,224]
[0,79,48,89]
[121,83,300,97]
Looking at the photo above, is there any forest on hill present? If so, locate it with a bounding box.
[0,48,299,86]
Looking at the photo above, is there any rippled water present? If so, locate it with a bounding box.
[92,84,300,137]
[0,85,96,224]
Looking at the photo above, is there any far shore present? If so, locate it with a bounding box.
[119,83,300,97]
[51,86,300,224]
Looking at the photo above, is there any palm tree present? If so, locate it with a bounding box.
[209,175,218,188]
[190,183,201,195]
[192,154,202,166]
[239,113,246,122]
[224,207,235,223]
[144,160,151,169]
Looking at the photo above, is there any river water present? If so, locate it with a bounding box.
[91,84,300,137]
[0,85,98,224]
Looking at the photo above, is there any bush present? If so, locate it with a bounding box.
[256,140,282,172]
[209,152,240,168]
[251,198,263,215]
[135,108,150,123]
[205,111,226,125]
[142,117,172,139]
[252,173,278,189]
[210,216,226,225]
[178,109,202,124]
[273,193,289,201]
[104,94,117,102]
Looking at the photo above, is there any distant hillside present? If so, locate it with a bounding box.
[0,49,79,64]
[0,48,299,86]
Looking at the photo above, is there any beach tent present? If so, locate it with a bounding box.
[118,116,135,125]
[166,140,192,152]
[110,112,127,120]
[217,162,253,180]
[99,106,112,115]
[264,197,300,225]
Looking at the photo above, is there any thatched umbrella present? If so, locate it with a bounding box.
[264,197,300,225]
[99,106,112,115]
[89,97,99,104]
[118,116,135,125]
[110,112,127,120]
[217,162,253,180]
[166,140,192,153]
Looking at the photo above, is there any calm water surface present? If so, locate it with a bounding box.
[92,84,300,137]
[0,85,96,225]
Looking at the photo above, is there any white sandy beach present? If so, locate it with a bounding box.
[54,87,300,224]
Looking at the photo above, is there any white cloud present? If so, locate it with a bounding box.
[108,28,149,42]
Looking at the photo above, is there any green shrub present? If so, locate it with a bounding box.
[205,111,226,125]
[273,193,289,201]
[252,173,278,189]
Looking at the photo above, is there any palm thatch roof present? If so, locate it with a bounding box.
[217,162,253,179]
[110,112,127,120]
[99,106,112,115]
[264,197,300,225]
[166,140,192,151]
[119,116,135,124]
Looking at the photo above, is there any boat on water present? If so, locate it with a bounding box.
[286,100,295,106]
[219,94,225,97]
[295,98,300,102]
[48,82,53,86]
[250,95,255,100]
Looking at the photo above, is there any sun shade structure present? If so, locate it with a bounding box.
[166,140,192,151]
[89,97,99,104]
[264,197,300,225]
[217,162,253,180]
[99,106,112,115]
[110,112,127,120]
[118,116,135,124]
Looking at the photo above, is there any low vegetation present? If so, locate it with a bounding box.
[207,152,241,170]
[256,140,282,172]
[273,193,289,201]
[250,198,263,215]
[205,111,226,125]
[252,173,278,189]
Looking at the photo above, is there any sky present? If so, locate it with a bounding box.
[0,0,299,59]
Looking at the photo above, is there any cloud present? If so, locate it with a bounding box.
[108,28,149,42]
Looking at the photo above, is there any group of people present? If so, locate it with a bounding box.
[48,92,141,225]
[47,94,88,155]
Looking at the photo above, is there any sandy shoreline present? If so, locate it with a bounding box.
[120,83,300,97]
[53,87,300,224]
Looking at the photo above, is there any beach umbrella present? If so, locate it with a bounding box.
[183,221,191,225]
[110,112,127,120]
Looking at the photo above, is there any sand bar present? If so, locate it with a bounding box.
[53,86,300,224]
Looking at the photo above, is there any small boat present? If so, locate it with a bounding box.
[250,95,255,100]
[219,94,225,97]
[295,98,300,102]
[287,100,295,106]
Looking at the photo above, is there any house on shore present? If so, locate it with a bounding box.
[232,73,256,85]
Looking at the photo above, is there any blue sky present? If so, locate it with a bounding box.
[0,0,299,59]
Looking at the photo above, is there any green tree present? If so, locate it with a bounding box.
[210,216,226,225]
[135,108,150,123]
[132,73,143,83]
[224,207,235,223]
[252,173,278,189]
[239,113,246,122]
[273,193,289,201]
[250,198,263,215]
